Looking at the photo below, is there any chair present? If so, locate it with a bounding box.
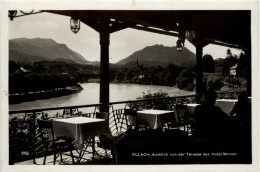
[96,112,131,163]
[174,104,194,133]
[37,119,75,165]
[96,112,113,158]
[160,104,178,130]
[63,108,80,117]
[164,111,179,130]
[155,103,172,110]
[124,109,149,131]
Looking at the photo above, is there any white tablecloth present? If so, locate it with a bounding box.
[215,99,238,115]
[52,117,108,150]
[137,109,174,129]
[186,104,200,115]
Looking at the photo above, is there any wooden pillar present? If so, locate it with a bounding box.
[99,31,110,112]
[196,45,203,101]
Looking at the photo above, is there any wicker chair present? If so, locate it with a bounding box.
[37,119,75,165]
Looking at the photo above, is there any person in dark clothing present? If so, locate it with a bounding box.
[193,90,251,162]
[194,90,231,141]
[230,92,251,125]
[230,92,251,147]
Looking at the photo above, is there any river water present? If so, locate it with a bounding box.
[9,83,193,111]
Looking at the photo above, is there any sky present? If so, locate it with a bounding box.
[9,12,243,63]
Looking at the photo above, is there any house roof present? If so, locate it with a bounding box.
[230,64,238,70]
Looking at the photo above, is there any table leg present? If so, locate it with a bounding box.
[77,151,82,164]
[76,138,103,163]
[77,141,91,164]
[92,138,102,160]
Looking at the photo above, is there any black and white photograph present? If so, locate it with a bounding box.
[0,1,259,172]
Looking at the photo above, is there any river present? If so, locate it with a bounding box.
[9,83,193,111]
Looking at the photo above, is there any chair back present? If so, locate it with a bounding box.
[63,108,79,117]
[96,112,109,120]
[170,111,179,128]
[37,119,56,147]
[124,109,137,116]
[156,103,173,110]
[175,104,188,118]
[172,104,188,124]
[96,112,112,137]
[124,109,137,127]
[166,104,173,111]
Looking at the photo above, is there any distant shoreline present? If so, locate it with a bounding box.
[9,85,83,104]
[87,79,184,89]
[9,82,194,106]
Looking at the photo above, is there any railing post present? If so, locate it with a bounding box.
[32,112,36,164]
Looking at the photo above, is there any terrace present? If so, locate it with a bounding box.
[8,10,252,165]
[9,92,251,165]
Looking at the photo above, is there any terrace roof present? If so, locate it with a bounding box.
[43,10,251,48]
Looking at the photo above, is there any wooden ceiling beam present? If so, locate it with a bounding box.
[108,20,136,33]
[130,25,179,37]
[80,19,102,32]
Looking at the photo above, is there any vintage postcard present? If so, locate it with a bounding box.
[0,0,259,172]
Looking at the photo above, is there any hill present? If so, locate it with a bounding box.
[116,44,196,67]
[9,38,90,64]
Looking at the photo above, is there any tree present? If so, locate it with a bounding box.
[9,73,27,94]
[202,54,215,73]
[226,48,232,57]
[176,67,194,91]
[26,73,44,93]
[205,74,223,90]
[164,64,181,86]
[41,73,54,91]
[125,70,134,81]
[109,68,117,81]
[217,54,239,76]
[69,75,79,85]
[115,70,125,82]
[236,52,247,78]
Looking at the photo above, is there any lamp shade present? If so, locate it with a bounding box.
[70,18,80,34]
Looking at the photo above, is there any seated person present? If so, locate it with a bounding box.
[194,90,232,142]
[230,92,251,124]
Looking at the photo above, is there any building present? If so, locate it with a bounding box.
[230,64,238,77]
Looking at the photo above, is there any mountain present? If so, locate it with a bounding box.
[9,38,90,64]
[116,44,196,67]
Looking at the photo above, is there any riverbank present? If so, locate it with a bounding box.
[9,84,83,104]
[87,79,188,90]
